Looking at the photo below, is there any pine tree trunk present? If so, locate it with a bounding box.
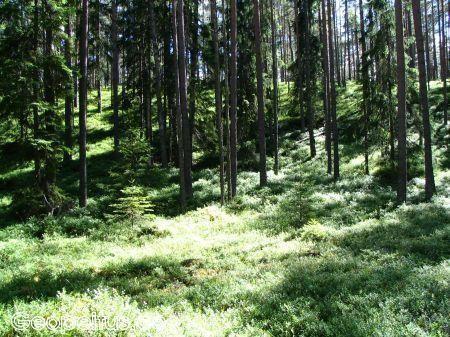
[42,0,57,199]
[431,0,438,79]
[176,0,193,198]
[150,0,168,167]
[172,0,186,210]
[211,0,225,204]
[230,0,238,197]
[412,0,436,200]
[395,0,407,203]
[111,0,120,152]
[304,0,316,157]
[189,0,199,173]
[321,0,332,175]
[64,16,73,163]
[222,0,232,201]
[79,0,89,207]
[270,0,279,174]
[438,0,448,124]
[96,0,102,114]
[253,0,267,186]
[359,0,369,175]
[327,0,340,179]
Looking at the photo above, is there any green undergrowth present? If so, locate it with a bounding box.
[0,82,449,336]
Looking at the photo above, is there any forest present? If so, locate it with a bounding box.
[0,0,449,335]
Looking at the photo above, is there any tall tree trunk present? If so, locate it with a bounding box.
[96,0,102,114]
[173,0,186,210]
[189,0,199,172]
[359,0,369,175]
[42,0,57,199]
[253,0,267,186]
[327,0,340,179]
[321,0,332,175]
[395,0,407,203]
[222,0,232,200]
[270,0,279,174]
[438,0,448,124]
[64,15,73,163]
[230,0,238,197]
[111,0,120,153]
[304,0,316,157]
[345,0,351,80]
[176,0,193,197]
[412,0,436,200]
[211,0,225,204]
[431,0,438,79]
[150,0,168,167]
[33,0,41,182]
[423,0,432,85]
[79,0,89,207]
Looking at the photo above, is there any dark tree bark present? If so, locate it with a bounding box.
[304,0,316,158]
[321,0,332,175]
[253,0,267,186]
[176,0,193,198]
[222,0,232,201]
[438,0,448,124]
[150,0,168,167]
[412,0,436,200]
[345,0,351,80]
[230,0,238,197]
[111,0,120,153]
[359,0,369,175]
[42,0,57,198]
[96,0,102,114]
[431,0,438,79]
[173,0,186,210]
[189,0,199,171]
[79,0,89,207]
[395,0,407,203]
[211,0,225,204]
[423,0,432,85]
[64,15,73,163]
[327,0,340,179]
[270,0,279,174]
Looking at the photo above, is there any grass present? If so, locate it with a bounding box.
[0,81,449,336]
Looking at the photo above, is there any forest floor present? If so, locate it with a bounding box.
[0,82,449,336]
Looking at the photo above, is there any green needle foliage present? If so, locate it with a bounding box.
[109,184,154,227]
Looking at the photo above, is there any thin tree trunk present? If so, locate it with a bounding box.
[64,15,73,163]
[431,0,438,79]
[230,0,238,197]
[79,0,89,207]
[395,0,407,203]
[150,0,168,167]
[253,0,267,186]
[33,0,41,182]
[189,0,199,172]
[111,0,120,152]
[173,0,186,210]
[359,0,370,175]
[42,0,57,199]
[424,0,432,85]
[222,0,232,200]
[96,0,102,114]
[412,0,436,200]
[270,0,279,174]
[176,0,193,197]
[321,0,332,175]
[211,0,225,204]
[438,0,448,124]
[327,0,340,179]
[304,0,316,157]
